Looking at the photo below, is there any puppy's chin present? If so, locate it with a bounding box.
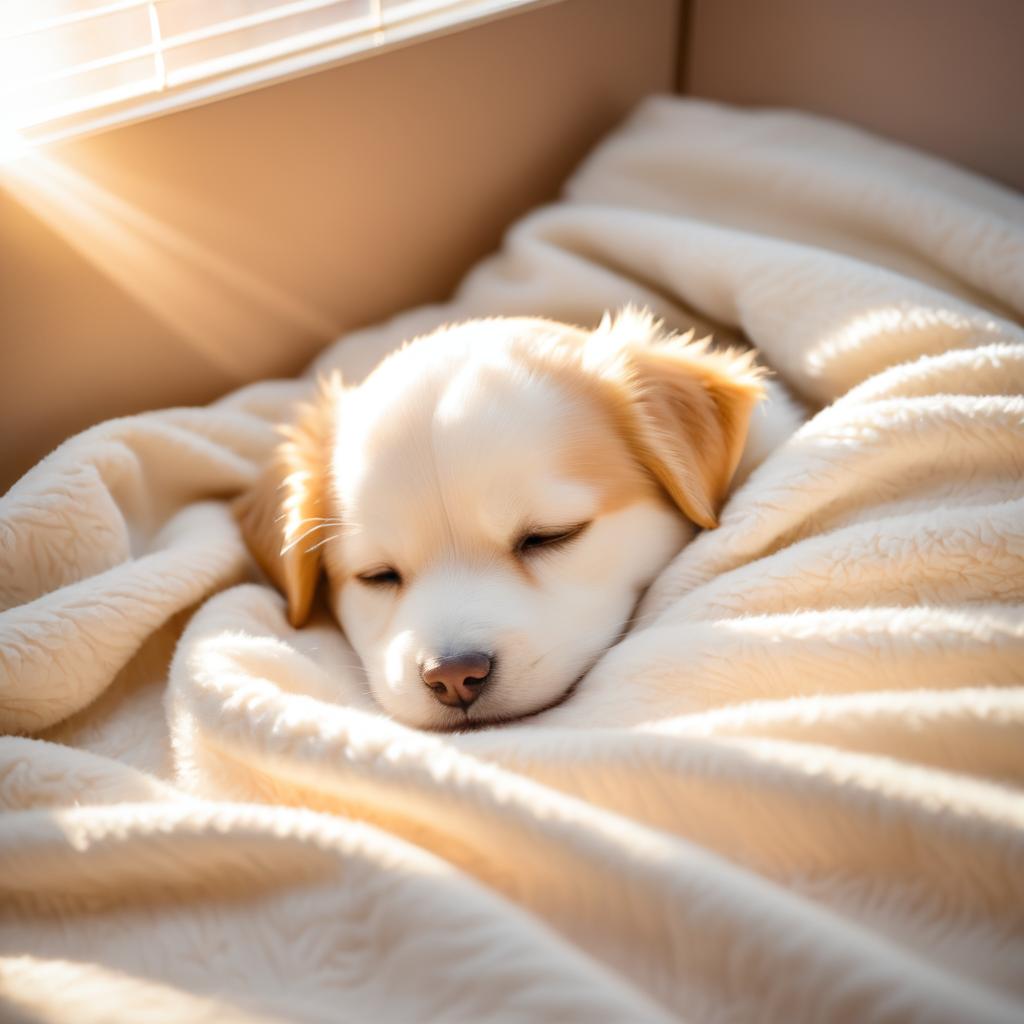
[372,678,581,732]
[364,674,549,731]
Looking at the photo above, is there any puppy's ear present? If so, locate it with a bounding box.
[235,374,342,627]
[589,308,764,529]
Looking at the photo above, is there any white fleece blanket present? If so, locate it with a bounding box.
[2,97,1023,1023]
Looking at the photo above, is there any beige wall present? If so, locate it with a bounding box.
[0,0,681,491]
[683,0,1024,193]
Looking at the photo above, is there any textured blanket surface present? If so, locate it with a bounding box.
[2,97,1023,1023]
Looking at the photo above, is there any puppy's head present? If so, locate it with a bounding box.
[237,309,763,729]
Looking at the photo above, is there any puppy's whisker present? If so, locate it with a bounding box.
[293,518,345,531]
[280,520,346,548]
[311,534,343,554]
[273,511,345,526]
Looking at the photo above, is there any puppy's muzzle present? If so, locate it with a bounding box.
[420,652,492,709]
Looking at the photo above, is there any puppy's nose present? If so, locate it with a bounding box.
[420,652,492,709]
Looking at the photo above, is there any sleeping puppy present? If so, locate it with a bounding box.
[237,308,800,730]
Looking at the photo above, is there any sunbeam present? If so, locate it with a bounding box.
[1,149,338,380]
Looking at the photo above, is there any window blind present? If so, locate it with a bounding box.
[0,0,550,153]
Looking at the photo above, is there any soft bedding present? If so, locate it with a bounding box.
[2,97,1023,1022]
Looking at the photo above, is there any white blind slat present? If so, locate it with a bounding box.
[0,1,154,41]
[0,0,549,154]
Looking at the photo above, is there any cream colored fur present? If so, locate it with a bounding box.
[2,98,1023,1022]
[237,310,778,729]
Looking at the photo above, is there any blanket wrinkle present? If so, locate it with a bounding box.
[2,96,1024,1023]
[567,100,1024,318]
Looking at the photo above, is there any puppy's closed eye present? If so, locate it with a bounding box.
[515,522,590,555]
[356,566,403,587]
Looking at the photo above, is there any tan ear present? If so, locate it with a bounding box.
[234,374,342,627]
[589,309,764,529]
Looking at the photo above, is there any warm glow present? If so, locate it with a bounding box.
[0,125,29,164]
[1,149,337,378]
[803,304,997,380]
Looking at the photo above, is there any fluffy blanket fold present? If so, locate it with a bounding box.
[2,97,1023,1023]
